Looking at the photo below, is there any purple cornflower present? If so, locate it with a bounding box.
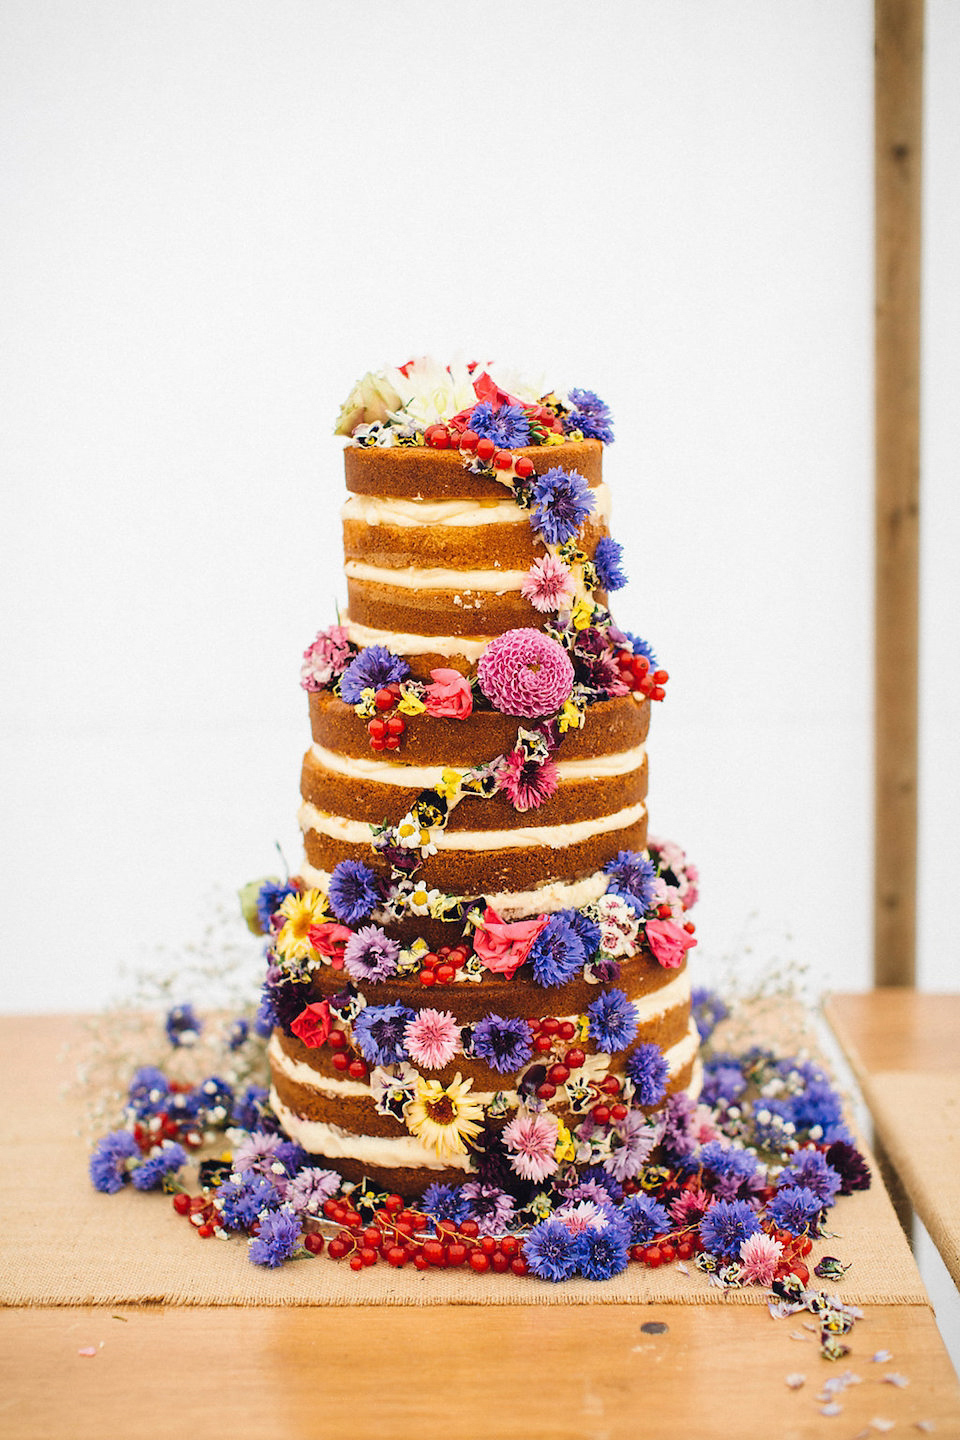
[131,1142,188,1191]
[338,645,410,705]
[603,1110,660,1182]
[700,1064,748,1108]
[619,1192,671,1245]
[564,907,601,959]
[593,536,628,591]
[690,988,730,1045]
[284,1167,342,1216]
[778,1148,842,1204]
[604,850,657,914]
[523,1219,585,1282]
[227,1017,249,1051]
[248,1207,302,1267]
[660,1092,698,1161]
[587,988,639,1053]
[90,1130,140,1193]
[230,1084,274,1132]
[578,1223,630,1280]
[786,1082,849,1142]
[767,1185,825,1236]
[343,924,400,984]
[328,860,380,925]
[165,1003,202,1047]
[353,1002,414,1066]
[126,1066,170,1120]
[233,1131,286,1178]
[470,1014,534,1074]
[216,1173,282,1230]
[529,467,595,546]
[193,1075,234,1122]
[422,1182,469,1226]
[528,913,586,987]
[699,1141,761,1200]
[459,1182,517,1235]
[468,401,531,449]
[625,1043,670,1107]
[699,1199,762,1260]
[563,388,614,444]
[256,880,297,932]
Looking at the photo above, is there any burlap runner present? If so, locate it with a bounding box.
[0,1014,927,1307]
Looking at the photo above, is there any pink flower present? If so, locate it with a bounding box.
[308,922,353,970]
[404,1008,460,1069]
[300,625,353,691]
[738,1231,784,1286]
[477,628,575,719]
[424,668,473,719]
[495,748,559,812]
[502,1109,559,1183]
[646,918,698,969]
[520,554,576,613]
[290,1001,331,1049]
[472,906,549,979]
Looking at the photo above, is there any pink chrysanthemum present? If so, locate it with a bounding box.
[477,628,575,718]
[502,1109,560,1183]
[495,748,559,812]
[553,1200,610,1235]
[404,1008,460,1070]
[300,624,353,691]
[738,1231,784,1286]
[520,554,576,614]
[668,1186,712,1228]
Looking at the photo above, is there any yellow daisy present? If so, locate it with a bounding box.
[405,1073,484,1160]
[274,888,329,962]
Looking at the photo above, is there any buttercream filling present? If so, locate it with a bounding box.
[344,561,530,593]
[298,860,612,918]
[299,800,647,852]
[345,621,491,660]
[307,741,646,789]
[342,483,611,529]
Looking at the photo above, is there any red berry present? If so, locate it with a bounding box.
[374,688,395,711]
[362,1227,381,1250]
[418,969,436,987]
[566,1047,586,1069]
[332,1052,349,1071]
[677,1241,694,1261]
[558,1021,576,1041]
[172,1193,192,1216]
[534,1035,553,1054]
[643,1246,663,1268]
[446,1242,468,1267]
[423,1240,446,1267]
[684,922,696,934]
[458,1219,480,1238]
[541,1017,560,1034]
[653,669,669,684]
[328,1029,346,1049]
[368,717,387,738]
[411,1213,428,1232]
[386,715,405,736]
[547,1063,570,1085]
[386,1245,407,1268]
[493,450,513,470]
[660,1242,677,1263]
[800,1237,813,1256]
[385,1194,404,1212]
[536,1082,557,1101]
[491,1251,510,1273]
[348,1058,368,1080]
[480,1236,498,1256]
[500,1236,520,1258]
[610,1103,628,1121]
[591,1104,611,1125]
[327,1238,348,1261]
[475,437,496,462]
[459,429,479,452]
[304,1232,324,1255]
[658,904,672,918]
[651,686,665,702]
[514,456,534,478]
[421,952,439,968]
[439,946,452,958]
[469,1251,490,1273]
[428,427,450,450]
[414,1252,431,1271]
[196,1222,214,1239]
[601,1075,621,1095]
[509,1257,529,1277]
[435,963,455,984]
[792,1262,810,1285]
[384,735,401,750]
[360,1247,378,1267]
[369,736,387,751]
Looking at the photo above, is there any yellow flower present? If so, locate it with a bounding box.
[405,1073,484,1160]
[557,697,585,734]
[545,430,565,446]
[571,597,594,631]
[554,1119,576,1164]
[274,888,329,961]
[353,688,378,719]
[397,684,426,717]
[437,768,463,802]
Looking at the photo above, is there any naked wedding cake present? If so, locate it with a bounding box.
[259,359,701,1200]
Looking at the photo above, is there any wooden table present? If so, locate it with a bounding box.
[3,1012,960,1440]
[825,990,960,1287]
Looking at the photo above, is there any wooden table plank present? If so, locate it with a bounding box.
[2,1303,958,1440]
[824,991,960,1074]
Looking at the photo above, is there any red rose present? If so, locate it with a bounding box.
[472,907,549,980]
[424,668,473,720]
[309,922,353,970]
[645,919,697,969]
[290,1000,332,1048]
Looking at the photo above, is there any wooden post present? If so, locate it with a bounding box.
[874,0,923,986]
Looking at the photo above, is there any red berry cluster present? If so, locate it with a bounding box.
[312,1195,529,1276]
[327,1028,368,1078]
[654,901,697,936]
[615,650,669,702]
[423,424,537,479]
[172,1191,221,1239]
[418,943,470,987]
[366,683,406,752]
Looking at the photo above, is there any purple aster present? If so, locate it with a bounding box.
[227,1017,249,1051]
[343,924,400,984]
[564,907,600,959]
[578,1223,630,1280]
[699,1141,761,1197]
[523,1218,585,1282]
[560,1166,624,1206]
[528,913,586,987]
[619,1192,671,1246]
[248,1207,302,1267]
[604,850,657,914]
[593,536,628,591]
[824,1141,871,1195]
[767,1185,824,1236]
[216,1173,282,1230]
[233,1131,287,1178]
[700,1064,748,1108]
[193,1075,234,1123]
[256,880,297,932]
[625,1043,670,1107]
[422,1182,469,1225]
[778,1149,842,1204]
[603,1110,660,1182]
[660,1092,698,1161]
[587,987,639,1053]
[459,1182,517,1235]
[338,645,410,705]
[328,860,381,925]
[468,400,531,449]
[353,1002,415,1066]
[470,1014,534,1074]
[691,988,730,1045]
[285,1167,342,1216]
[126,1066,170,1120]
[231,1084,275,1132]
[165,1003,202,1047]
[90,1130,140,1193]
[529,467,596,546]
[131,1142,188,1191]
[563,388,614,444]
[698,1199,762,1261]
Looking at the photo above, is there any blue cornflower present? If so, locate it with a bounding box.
[619,1193,671,1245]
[587,988,639,1054]
[216,1173,282,1230]
[528,913,586,987]
[468,401,531,449]
[767,1185,824,1236]
[248,1207,302,1267]
[422,1182,469,1225]
[523,1219,585,1282]
[227,1017,249,1051]
[470,1014,534,1074]
[338,646,410,705]
[690,988,730,1046]
[255,984,278,1036]
[90,1130,140,1193]
[165,1003,202,1047]
[698,1141,760,1190]
[343,924,400,985]
[700,1064,748,1108]
[131,1142,188,1191]
[625,1043,670,1107]
[353,1002,414,1066]
[193,1075,234,1122]
[604,850,657,914]
[564,907,601,959]
[563,388,614,444]
[328,859,380,925]
[778,1149,842,1204]
[231,1084,274,1132]
[256,879,297,932]
[593,536,628,591]
[127,1066,170,1120]
[529,467,596,546]
[579,1223,630,1280]
[698,1199,761,1260]
[786,1081,847,1140]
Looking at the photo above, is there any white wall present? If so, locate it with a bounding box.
[2,1,957,1012]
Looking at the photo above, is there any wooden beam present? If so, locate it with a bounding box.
[874,0,923,986]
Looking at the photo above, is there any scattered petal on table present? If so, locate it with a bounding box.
[871,1350,894,1364]
[881,1373,909,1388]
[785,1373,806,1389]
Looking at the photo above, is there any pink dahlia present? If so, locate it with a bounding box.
[404,1008,460,1070]
[520,554,576,614]
[738,1231,784,1286]
[495,748,559,812]
[502,1109,560,1183]
[477,628,575,719]
[300,625,353,691]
